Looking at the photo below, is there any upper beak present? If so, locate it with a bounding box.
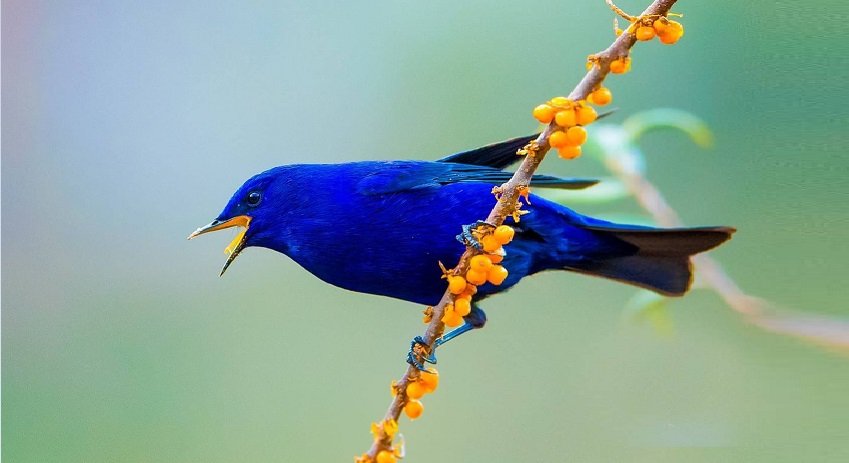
[187,215,251,239]
[187,215,252,276]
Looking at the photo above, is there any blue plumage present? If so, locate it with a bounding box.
[190,136,734,321]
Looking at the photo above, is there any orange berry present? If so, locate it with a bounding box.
[548,130,570,149]
[465,268,488,286]
[406,380,426,399]
[404,399,424,419]
[377,450,397,463]
[589,87,612,106]
[609,57,631,74]
[532,104,556,124]
[576,105,597,125]
[668,20,684,36]
[549,96,570,107]
[462,283,478,296]
[554,109,577,127]
[487,265,509,285]
[487,252,504,264]
[447,275,466,294]
[659,33,677,44]
[454,297,472,317]
[493,225,514,245]
[470,254,493,272]
[653,19,668,34]
[481,234,500,253]
[419,368,439,392]
[658,21,683,44]
[557,146,582,160]
[565,126,588,145]
[635,25,656,41]
[441,308,463,327]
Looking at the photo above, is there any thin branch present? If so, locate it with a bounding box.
[363,0,679,459]
[603,147,849,351]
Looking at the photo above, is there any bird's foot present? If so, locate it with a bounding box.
[406,336,437,371]
[456,221,495,250]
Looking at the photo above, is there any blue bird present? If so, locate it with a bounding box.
[189,135,733,363]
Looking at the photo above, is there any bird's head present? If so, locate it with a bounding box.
[187,167,288,275]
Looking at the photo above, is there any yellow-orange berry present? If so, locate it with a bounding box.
[447,275,466,294]
[377,450,397,463]
[419,368,439,392]
[465,268,488,286]
[405,399,424,419]
[589,87,612,106]
[532,104,556,124]
[557,146,582,160]
[609,57,631,74]
[554,109,577,127]
[548,130,570,149]
[493,225,515,245]
[487,265,509,285]
[470,254,493,272]
[576,105,597,125]
[481,234,500,253]
[635,25,656,41]
[658,21,683,44]
[565,126,588,145]
[653,19,668,34]
[441,308,463,327]
[488,252,504,264]
[463,283,478,296]
[406,380,426,399]
[549,96,570,107]
[454,297,472,316]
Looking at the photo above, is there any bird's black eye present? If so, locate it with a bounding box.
[246,191,262,207]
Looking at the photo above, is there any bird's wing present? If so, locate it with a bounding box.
[357,161,597,195]
[436,134,537,169]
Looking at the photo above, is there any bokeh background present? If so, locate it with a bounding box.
[4,1,848,461]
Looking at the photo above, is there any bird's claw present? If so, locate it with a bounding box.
[406,335,437,371]
[456,221,494,250]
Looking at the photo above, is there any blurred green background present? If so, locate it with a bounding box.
[4,1,848,461]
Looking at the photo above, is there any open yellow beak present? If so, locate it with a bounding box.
[187,215,252,276]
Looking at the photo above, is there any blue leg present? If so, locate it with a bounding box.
[433,323,476,350]
[406,336,432,371]
[406,306,487,369]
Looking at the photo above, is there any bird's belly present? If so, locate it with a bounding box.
[291,245,459,306]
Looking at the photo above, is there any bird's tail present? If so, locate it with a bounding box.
[563,225,735,296]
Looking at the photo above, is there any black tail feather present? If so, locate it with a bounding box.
[564,226,735,296]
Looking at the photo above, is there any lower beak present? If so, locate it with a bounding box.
[187,215,252,276]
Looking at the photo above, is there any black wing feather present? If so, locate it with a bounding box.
[437,134,538,169]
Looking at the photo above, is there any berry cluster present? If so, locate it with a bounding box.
[402,368,438,419]
[532,91,610,160]
[442,225,514,326]
[635,17,684,44]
